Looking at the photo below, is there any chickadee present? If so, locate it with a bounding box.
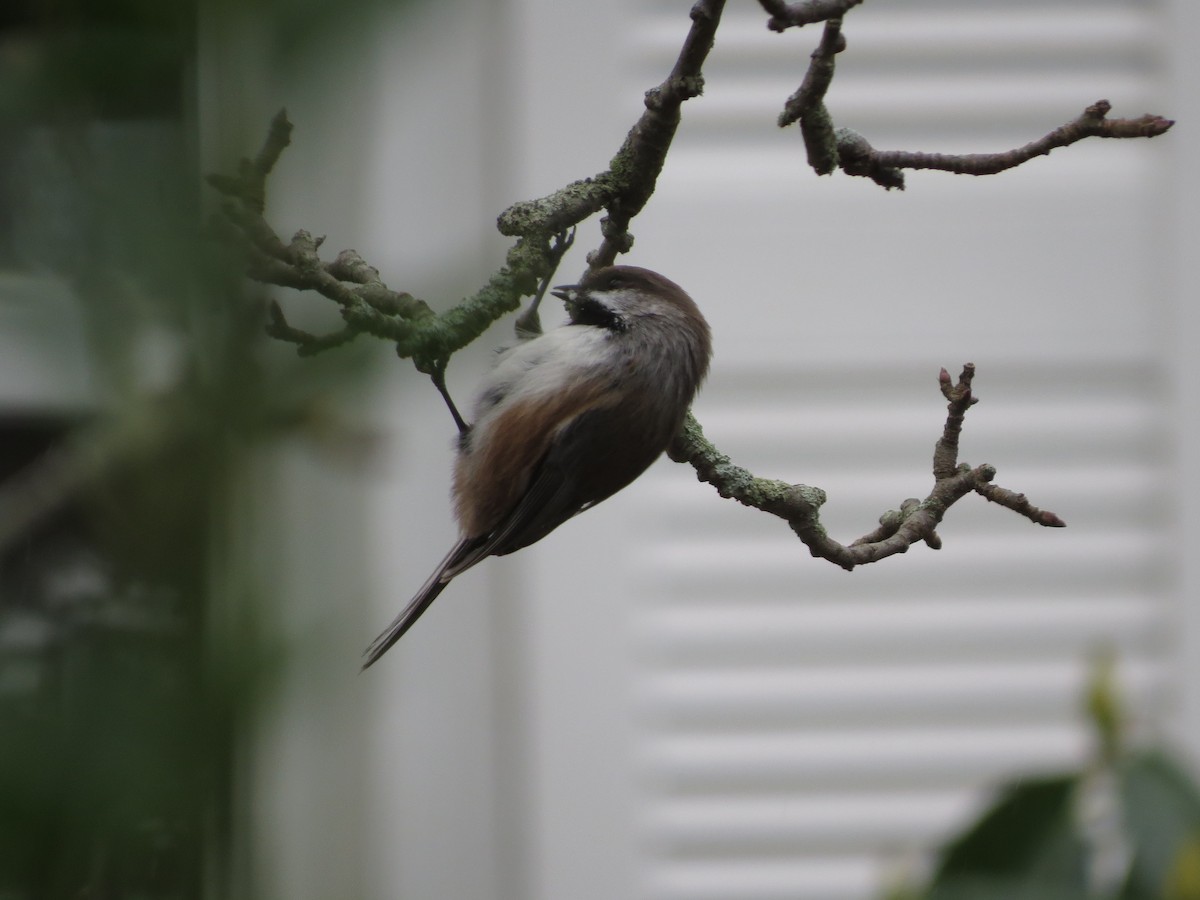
[362,265,712,668]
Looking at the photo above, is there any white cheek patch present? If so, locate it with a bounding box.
[585,287,639,317]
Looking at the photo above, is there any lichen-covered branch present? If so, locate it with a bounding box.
[211,2,728,371]
[208,110,563,373]
[206,1,1176,575]
[669,365,1064,570]
[497,0,727,269]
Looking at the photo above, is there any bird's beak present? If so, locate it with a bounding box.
[551,284,578,303]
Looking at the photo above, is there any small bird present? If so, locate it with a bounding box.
[362,265,712,668]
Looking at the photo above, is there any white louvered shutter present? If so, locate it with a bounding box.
[515,3,1176,899]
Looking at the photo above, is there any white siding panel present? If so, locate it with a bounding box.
[502,2,1178,900]
[558,4,1173,899]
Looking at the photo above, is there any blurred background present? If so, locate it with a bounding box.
[2,0,1198,898]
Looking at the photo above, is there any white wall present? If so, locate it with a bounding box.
[222,1,1200,898]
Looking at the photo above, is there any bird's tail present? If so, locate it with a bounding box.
[361,537,477,669]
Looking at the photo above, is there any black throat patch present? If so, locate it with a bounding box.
[569,295,628,333]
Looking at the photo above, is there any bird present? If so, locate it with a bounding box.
[362,265,711,668]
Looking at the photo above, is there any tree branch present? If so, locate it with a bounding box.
[759,5,1174,190]
[758,0,864,33]
[206,2,1167,575]
[778,17,844,175]
[669,365,1063,571]
[835,100,1174,190]
[208,111,572,395]
[497,0,727,270]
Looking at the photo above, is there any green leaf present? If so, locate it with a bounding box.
[1119,750,1200,899]
[927,774,1088,899]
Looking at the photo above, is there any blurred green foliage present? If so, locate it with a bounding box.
[0,1,379,896]
[890,659,1200,900]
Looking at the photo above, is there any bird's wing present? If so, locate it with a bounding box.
[444,454,578,579]
[448,403,662,577]
[363,402,664,665]
[360,463,573,666]
[361,410,597,667]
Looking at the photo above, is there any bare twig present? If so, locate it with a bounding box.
[758,0,864,33]
[933,364,978,479]
[837,100,1175,190]
[515,228,575,340]
[206,108,293,214]
[263,300,360,356]
[976,483,1066,528]
[778,17,845,175]
[417,359,470,436]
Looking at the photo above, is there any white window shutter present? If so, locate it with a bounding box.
[515,2,1176,899]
